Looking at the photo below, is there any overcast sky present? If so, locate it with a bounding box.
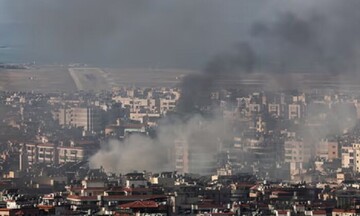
[1,0,359,71]
[0,1,9,23]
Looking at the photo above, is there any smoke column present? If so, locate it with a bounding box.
[3,0,360,172]
[178,43,255,113]
[179,1,360,110]
[90,0,360,173]
[89,115,229,173]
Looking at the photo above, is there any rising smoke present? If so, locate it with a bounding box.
[89,115,230,173]
[3,0,360,173]
[178,42,256,113]
[89,0,360,173]
[178,0,360,110]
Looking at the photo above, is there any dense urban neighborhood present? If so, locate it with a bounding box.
[0,87,360,215]
[2,0,360,215]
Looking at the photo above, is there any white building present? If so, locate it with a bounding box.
[53,106,102,133]
[288,104,302,120]
[316,140,339,161]
[268,103,281,117]
[341,146,354,169]
[159,98,176,114]
[353,143,360,173]
[284,140,311,163]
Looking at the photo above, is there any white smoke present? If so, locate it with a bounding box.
[89,114,229,173]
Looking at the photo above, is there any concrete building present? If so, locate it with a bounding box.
[159,98,176,114]
[129,112,160,124]
[173,139,189,174]
[58,146,86,164]
[26,141,96,166]
[341,146,354,169]
[340,143,360,173]
[172,132,218,175]
[352,143,360,173]
[36,143,58,165]
[284,140,311,163]
[113,97,156,113]
[268,103,281,118]
[248,103,261,116]
[288,104,302,120]
[54,106,102,133]
[316,140,339,161]
[187,132,218,175]
[26,143,38,165]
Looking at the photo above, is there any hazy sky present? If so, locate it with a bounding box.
[1,0,359,71]
[0,1,9,23]
[0,1,285,67]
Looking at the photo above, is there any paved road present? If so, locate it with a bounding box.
[68,68,110,91]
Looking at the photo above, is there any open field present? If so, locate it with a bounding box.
[1,65,360,92]
[0,65,77,92]
[0,66,195,92]
[103,68,196,88]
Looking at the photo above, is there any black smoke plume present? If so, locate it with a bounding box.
[178,1,360,112]
[178,43,256,113]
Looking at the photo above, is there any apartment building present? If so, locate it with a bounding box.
[26,143,58,165]
[113,97,157,113]
[353,143,360,173]
[248,103,261,116]
[37,143,58,165]
[58,146,86,164]
[173,139,189,174]
[341,146,354,169]
[288,104,302,120]
[159,98,176,114]
[284,140,311,163]
[25,141,96,166]
[316,140,339,161]
[53,106,102,132]
[268,103,281,117]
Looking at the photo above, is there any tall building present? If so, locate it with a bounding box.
[172,132,219,175]
[54,106,102,133]
[352,143,360,173]
[173,139,189,174]
[340,144,360,173]
[187,132,218,175]
[268,103,281,118]
[19,144,28,171]
[285,140,312,180]
[284,140,311,163]
[288,104,302,120]
[37,143,58,165]
[341,146,354,169]
[316,140,339,161]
